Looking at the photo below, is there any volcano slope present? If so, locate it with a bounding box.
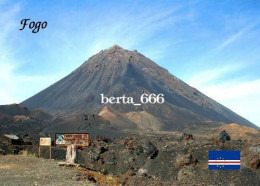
[21,45,257,132]
[0,104,52,136]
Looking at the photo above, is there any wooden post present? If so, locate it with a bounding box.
[39,145,41,158]
[49,145,51,159]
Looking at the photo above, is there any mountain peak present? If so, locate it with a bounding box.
[104,45,138,55]
[104,45,128,54]
[21,46,257,130]
[110,44,123,50]
[79,45,139,70]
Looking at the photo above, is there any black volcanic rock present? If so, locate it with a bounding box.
[21,45,257,130]
[217,130,231,143]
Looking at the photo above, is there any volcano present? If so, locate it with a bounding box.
[21,45,257,131]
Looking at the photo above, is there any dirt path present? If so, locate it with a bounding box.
[0,155,95,186]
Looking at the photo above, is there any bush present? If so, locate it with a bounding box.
[101,168,108,175]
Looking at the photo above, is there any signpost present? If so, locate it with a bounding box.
[39,137,52,159]
[55,133,89,164]
[55,133,89,147]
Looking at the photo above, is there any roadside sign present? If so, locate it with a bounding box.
[39,137,52,159]
[55,133,89,147]
[40,137,51,146]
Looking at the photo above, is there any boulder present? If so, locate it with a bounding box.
[88,149,101,162]
[249,146,260,154]
[100,146,108,154]
[96,136,110,143]
[250,157,260,169]
[217,130,231,143]
[137,168,148,176]
[175,150,197,168]
[181,133,193,141]
[142,140,158,159]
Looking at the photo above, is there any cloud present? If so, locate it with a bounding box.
[199,79,260,101]
[188,63,244,88]
[0,2,65,105]
[215,21,259,51]
[49,2,195,63]
[188,66,260,127]
[200,79,260,127]
[0,3,20,104]
[0,62,16,103]
[0,58,65,104]
[0,52,64,104]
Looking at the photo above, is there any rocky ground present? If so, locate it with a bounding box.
[0,155,96,186]
[1,131,260,185]
[75,132,260,185]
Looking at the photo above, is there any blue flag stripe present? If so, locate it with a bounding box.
[208,150,240,160]
[208,165,240,170]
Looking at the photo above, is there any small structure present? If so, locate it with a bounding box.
[2,134,24,145]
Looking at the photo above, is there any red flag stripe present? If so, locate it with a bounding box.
[208,162,240,163]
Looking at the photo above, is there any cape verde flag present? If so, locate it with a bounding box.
[208,150,240,170]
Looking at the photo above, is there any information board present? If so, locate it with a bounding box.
[39,137,52,159]
[39,137,51,146]
[55,133,89,147]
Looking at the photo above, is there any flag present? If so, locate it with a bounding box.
[208,150,240,170]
